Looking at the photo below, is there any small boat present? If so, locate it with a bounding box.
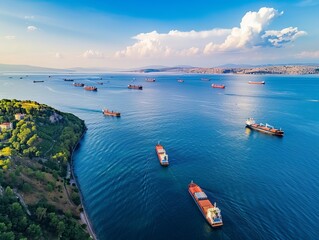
[245,118,284,136]
[177,79,184,83]
[145,78,156,82]
[102,109,120,117]
[73,83,84,87]
[96,82,103,85]
[128,84,143,90]
[33,80,44,83]
[248,81,265,84]
[211,84,225,89]
[155,143,169,166]
[189,181,223,228]
[201,78,210,81]
[64,78,74,81]
[84,86,97,91]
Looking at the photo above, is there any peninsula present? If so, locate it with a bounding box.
[0,99,93,240]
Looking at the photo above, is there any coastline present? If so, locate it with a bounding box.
[70,128,97,240]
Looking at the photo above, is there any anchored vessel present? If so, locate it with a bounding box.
[246,118,284,136]
[73,83,84,87]
[211,84,225,89]
[155,143,169,166]
[188,181,223,227]
[64,78,74,81]
[177,79,184,83]
[248,81,265,84]
[201,78,210,81]
[102,109,121,117]
[128,84,143,90]
[33,80,44,83]
[84,86,97,91]
[145,78,156,82]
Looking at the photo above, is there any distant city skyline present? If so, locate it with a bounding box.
[0,0,319,69]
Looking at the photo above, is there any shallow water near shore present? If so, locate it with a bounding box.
[1,73,318,239]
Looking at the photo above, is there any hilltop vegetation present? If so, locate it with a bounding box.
[0,99,90,239]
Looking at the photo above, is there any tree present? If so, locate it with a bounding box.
[35,207,47,222]
[26,224,42,240]
[4,186,14,197]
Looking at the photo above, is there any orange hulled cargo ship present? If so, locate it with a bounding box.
[84,86,97,91]
[188,181,223,227]
[248,81,265,84]
[128,84,143,90]
[246,118,284,136]
[211,84,225,89]
[155,143,169,166]
[102,109,121,117]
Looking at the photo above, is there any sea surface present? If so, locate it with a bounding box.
[1,73,318,240]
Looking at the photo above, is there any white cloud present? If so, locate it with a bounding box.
[262,27,307,47]
[297,50,319,58]
[55,52,63,59]
[5,35,16,40]
[115,7,306,59]
[24,15,35,20]
[83,50,104,59]
[27,26,37,32]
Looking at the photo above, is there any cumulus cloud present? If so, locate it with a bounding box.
[55,52,63,59]
[83,50,104,59]
[5,35,16,40]
[27,26,37,32]
[115,7,306,58]
[297,50,319,58]
[24,15,35,19]
[262,27,307,47]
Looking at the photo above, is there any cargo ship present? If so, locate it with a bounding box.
[177,79,184,83]
[248,81,265,84]
[73,83,84,87]
[102,109,121,117]
[201,78,210,81]
[145,78,156,82]
[128,84,143,90]
[84,86,97,91]
[211,84,225,89]
[246,118,284,136]
[155,143,169,166]
[64,78,74,81]
[188,181,223,227]
[33,80,44,83]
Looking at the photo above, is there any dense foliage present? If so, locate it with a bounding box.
[0,99,89,239]
[0,186,90,240]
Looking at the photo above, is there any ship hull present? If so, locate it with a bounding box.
[188,183,223,228]
[246,124,284,136]
[155,145,169,166]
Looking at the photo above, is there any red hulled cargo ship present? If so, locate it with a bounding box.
[211,84,225,89]
[102,109,121,117]
[246,118,284,136]
[155,143,169,166]
[188,181,223,227]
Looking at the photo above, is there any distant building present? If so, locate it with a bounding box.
[14,113,25,120]
[0,122,13,131]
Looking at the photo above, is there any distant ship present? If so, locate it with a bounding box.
[177,79,184,83]
[246,118,284,136]
[145,78,156,82]
[64,78,74,81]
[96,82,103,85]
[248,81,265,84]
[102,109,120,117]
[201,78,210,81]
[73,83,84,87]
[188,181,223,228]
[211,84,225,89]
[84,86,97,91]
[33,80,44,83]
[155,143,169,166]
[128,84,143,90]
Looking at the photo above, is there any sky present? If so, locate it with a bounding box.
[0,0,319,69]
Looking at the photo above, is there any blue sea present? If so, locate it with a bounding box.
[1,73,318,240]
